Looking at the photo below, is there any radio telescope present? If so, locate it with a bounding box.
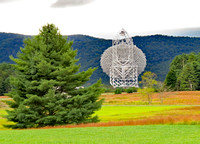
[100,29,146,88]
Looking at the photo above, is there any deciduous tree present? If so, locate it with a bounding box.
[140,71,157,88]
[138,71,158,104]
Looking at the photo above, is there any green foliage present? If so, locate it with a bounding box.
[0,63,15,96]
[138,71,158,104]
[114,87,123,94]
[4,24,103,129]
[179,63,198,91]
[164,52,200,91]
[164,68,177,90]
[126,87,137,93]
[140,71,158,88]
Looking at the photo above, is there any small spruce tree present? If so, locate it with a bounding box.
[5,24,103,128]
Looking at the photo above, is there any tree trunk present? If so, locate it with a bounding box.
[148,94,152,104]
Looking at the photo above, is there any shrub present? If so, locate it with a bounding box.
[115,88,123,94]
[126,87,137,93]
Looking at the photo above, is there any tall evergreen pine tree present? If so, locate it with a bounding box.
[164,68,177,90]
[0,63,14,96]
[179,63,198,91]
[5,24,103,128]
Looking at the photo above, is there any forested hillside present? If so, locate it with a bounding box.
[1,32,200,85]
[0,33,26,63]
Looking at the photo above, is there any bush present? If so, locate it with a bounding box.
[114,87,123,94]
[126,87,138,93]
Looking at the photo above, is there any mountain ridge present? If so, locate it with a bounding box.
[1,32,200,85]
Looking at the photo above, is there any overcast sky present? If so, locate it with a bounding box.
[0,0,200,38]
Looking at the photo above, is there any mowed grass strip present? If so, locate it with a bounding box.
[0,125,200,144]
[95,106,186,121]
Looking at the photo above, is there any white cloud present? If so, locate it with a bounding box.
[51,0,95,8]
[0,0,200,38]
[0,0,16,3]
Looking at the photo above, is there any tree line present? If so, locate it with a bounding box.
[2,32,200,85]
[1,52,200,97]
[0,63,15,96]
[164,52,200,91]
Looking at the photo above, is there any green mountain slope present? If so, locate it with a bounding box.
[1,32,200,85]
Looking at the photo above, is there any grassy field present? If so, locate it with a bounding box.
[0,92,200,143]
[1,105,200,129]
[1,106,178,129]
[1,91,200,129]
[96,105,185,121]
[0,125,200,144]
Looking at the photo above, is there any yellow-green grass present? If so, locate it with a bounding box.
[0,95,199,129]
[0,108,14,130]
[0,125,200,144]
[0,109,7,116]
[0,106,189,130]
[95,105,188,122]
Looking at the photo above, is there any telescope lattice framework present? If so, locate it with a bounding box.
[100,29,146,88]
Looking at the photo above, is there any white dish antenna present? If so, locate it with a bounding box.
[100,29,146,88]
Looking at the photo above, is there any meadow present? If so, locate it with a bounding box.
[101,91,200,105]
[0,91,200,143]
[1,91,200,129]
